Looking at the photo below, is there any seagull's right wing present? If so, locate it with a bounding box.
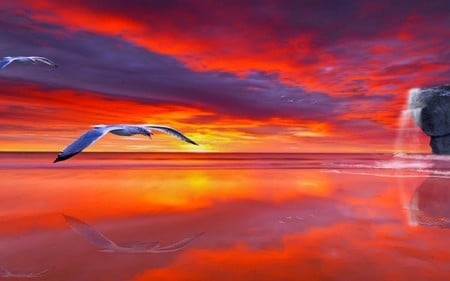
[64,215,117,250]
[150,232,205,253]
[144,125,198,145]
[0,58,12,69]
[54,127,111,162]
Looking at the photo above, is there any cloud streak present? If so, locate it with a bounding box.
[0,0,448,152]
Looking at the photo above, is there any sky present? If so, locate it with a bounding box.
[0,0,448,152]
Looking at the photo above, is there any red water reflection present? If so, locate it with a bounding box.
[0,153,448,281]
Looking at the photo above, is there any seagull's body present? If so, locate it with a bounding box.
[0,265,48,278]
[0,56,58,69]
[54,124,198,162]
[64,215,204,253]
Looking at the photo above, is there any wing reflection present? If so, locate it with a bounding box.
[64,215,204,253]
[0,265,48,278]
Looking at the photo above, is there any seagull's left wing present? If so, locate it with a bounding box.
[0,58,12,69]
[29,56,58,67]
[150,232,204,253]
[144,125,198,145]
[54,127,115,162]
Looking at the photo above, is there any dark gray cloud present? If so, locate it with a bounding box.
[0,12,394,123]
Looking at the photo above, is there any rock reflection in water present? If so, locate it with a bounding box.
[409,177,450,228]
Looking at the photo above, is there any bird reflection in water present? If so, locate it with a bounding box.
[0,265,48,279]
[64,215,204,253]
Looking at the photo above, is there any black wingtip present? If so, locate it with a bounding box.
[186,139,199,146]
[53,152,78,163]
[53,155,64,163]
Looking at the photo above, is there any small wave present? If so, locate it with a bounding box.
[394,153,450,161]
[323,160,433,170]
[323,169,450,179]
[374,160,433,169]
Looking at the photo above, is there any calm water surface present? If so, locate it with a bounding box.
[1,152,450,281]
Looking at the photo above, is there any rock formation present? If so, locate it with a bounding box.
[408,85,450,154]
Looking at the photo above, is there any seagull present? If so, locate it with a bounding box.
[0,56,58,69]
[0,265,49,278]
[53,124,198,162]
[64,215,204,253]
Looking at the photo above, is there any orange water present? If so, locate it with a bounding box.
[0,153,449,281]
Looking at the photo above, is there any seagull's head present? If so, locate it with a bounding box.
[3,56,12,60]
[92,124,107,129]
[140,127,153,138]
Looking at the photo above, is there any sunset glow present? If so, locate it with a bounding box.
[0,1,448,152]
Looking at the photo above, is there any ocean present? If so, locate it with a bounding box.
[1,152,450,280]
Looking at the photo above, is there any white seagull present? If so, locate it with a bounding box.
[64,215,204,253]
[0,56,58,69]
[0,265,49,278]
[54,124,198,162]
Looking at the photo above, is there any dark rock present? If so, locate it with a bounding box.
[430,135,450,154]
[408,84,450,154]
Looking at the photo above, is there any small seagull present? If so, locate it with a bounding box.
[0,265,49,278]
[54,124,198,162]
[64,215,204,253]
[0,56,58,69]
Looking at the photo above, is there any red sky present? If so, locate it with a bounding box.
[0,0,448,152]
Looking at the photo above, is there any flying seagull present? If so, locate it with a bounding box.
[0,56,58,69]
[54,124,198,162]
[64,215,204,253]
[0,265,49,278]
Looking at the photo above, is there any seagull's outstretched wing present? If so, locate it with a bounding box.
[29,56,58,67]
[54,127,114,162]
[144,125,198,145]
[0,58,13,69]
[64,215,117,250]
[151,232,205,253]
[0,266,49,278]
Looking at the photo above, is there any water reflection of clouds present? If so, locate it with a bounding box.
[2,159,450,280]
[0,189,402,280]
